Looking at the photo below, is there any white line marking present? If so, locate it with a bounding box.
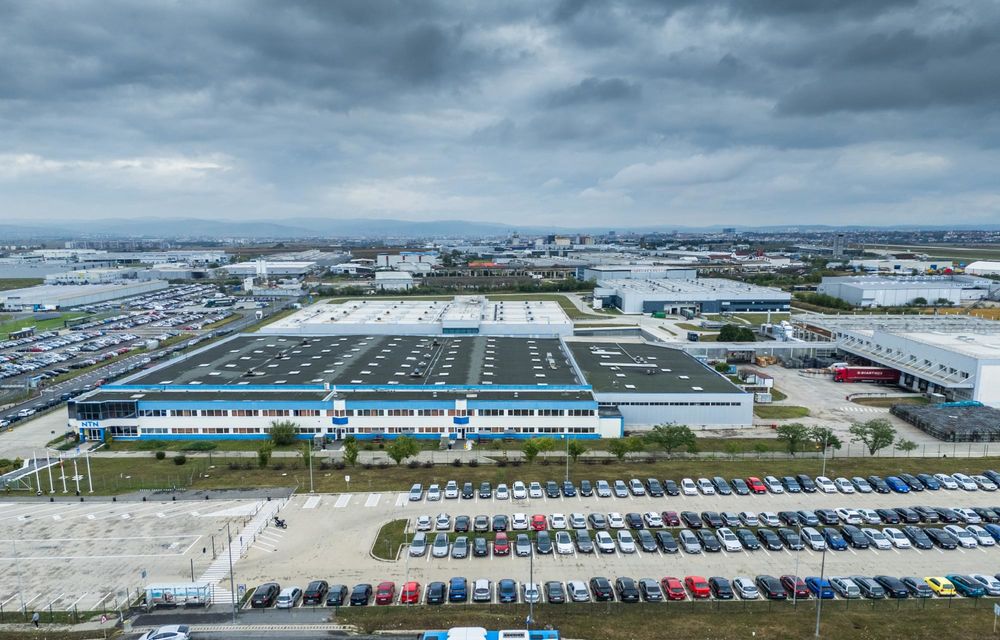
[365,493,381,507]
[335,495,351,508]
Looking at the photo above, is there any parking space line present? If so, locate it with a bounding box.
[334,495,351,508]
[0,594,18,608]
[68,592,89,609]
[23,593,42,607]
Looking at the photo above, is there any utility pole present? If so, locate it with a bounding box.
[814,544,828,637]
[307,443,314,493]
[793,522,802,607]
[226,522,237,624]
[821,431,829,478]
[564,436,569,483]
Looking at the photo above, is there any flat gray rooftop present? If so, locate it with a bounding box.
[566,341,744,394]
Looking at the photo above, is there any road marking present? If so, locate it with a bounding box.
[52,515,62,521]
[395,494,407,507]
[365,493,381,508]
[86,514,95,520]
[334,495,351,508]
[302,496,321,509]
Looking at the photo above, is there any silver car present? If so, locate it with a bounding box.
[679,529,701,554]
[567,580,590,602]
[596,480,612,497]
[451,536,469,559]
[616,530,636,553]
[732,577,759,600]
[431,533,450,558]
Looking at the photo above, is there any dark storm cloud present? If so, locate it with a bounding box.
[1,0,998,226]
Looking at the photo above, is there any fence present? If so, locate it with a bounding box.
[0,582,144,624]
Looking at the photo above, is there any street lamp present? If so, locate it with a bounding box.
[814,543,828,637]
[792,521,802,607]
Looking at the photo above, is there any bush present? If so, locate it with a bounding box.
[422,461,433,469]
[173,455,187,466]
[452,458,462,467]
[269,420,298,446]
[181,441,218,452]
[363,444,375,452]
[378,461,389,469]
[363,463,373,470]
[601,459,611,465]
[468,459,479,467]
[407,460,421,469]
[539,458,550,466]
[155,451,166,460]
[645,457,656,464]
[497,459,507,468]
[333,461,345,470]
[319,461,332,471]
[511,460,522,467]
[228,461,240,470]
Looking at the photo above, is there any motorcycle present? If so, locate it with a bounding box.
[272,516,287,529]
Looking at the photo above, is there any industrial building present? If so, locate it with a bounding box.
[0,281,169,311]
[67,333,752,443]
[593,278,790,315]
[374,271,414,291]
[817,275,999,307]
[44,269,135,284]
[845,258,947,273]
[262,296,574,337]
[581,265,696,282]
[222,261,316,277]
[965,261,1000,277]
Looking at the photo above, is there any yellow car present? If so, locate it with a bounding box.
[925,577,956,597]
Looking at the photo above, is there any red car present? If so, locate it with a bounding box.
[661,511,680,527]
[746,477,767,494]
[531,514,547,531]
[400,581,421,604]
[685,576,711,599]
[374,581,395,605]
[494,531,510,556]
[660,576,686,600]
[780,575,810,599]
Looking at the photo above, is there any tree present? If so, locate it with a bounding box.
[521,439,542,464]
[343,436,359,467]
[257,442,273,468]
[644,424,697,455]
[776,423,810,455]
[895,438,918,454]
[849,419,897,456]
[386,435,419,465]
[566,440,587,463]
[911,297,928,306]
[808,426,843,451]
[718,324,756,342]
[608,436,644,461]
[269,420,298,446]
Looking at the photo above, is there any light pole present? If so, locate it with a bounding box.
[564,436,569,483]
[307,443,314,493]
[527,546,534,633]
[226,522,237,623]
[793,521,802,607]
[820,431,829,478]
[814,544,828,637]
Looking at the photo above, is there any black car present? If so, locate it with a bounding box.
[916,473,942,490]
[462,482,474,499]
[655,530,679,553]
[663,479,680,496]
[841,525,869,549]
[576,530,594,553]
[492,514,509,531]
[579,480,594,497]
[638,578,663,602]
[473,537,489,557]
[757,528,783,550]
[925,527,958,549]
[325,584,348,607]
[455,515,471,532]
[984,469,1000,485]
[701,511,723,528]
[426,582,447,605]
[898,473,924,492]
[712,476,733,495]
[796,474,817,493]
[680,511,702,529]
[590,577,614,601]
[867,475,891,493]
[874,509,900,524]
[349,583,373,606]
[735,528,760,550]
[636,529,658,553]
[561,481,576,497]
[901,525,934,549]
[781,476,801,493]
[778,511,801,526]
[974,507,1000,523]
[893,507,921,524]
[796,510,819,527]
[646,478,664,497]
[615,577,640,603]
[251,582,281,608]
[536,531,553,554]
[934,507,960,523]
[874,575,909,598]
[697,529,722,552]
[756,575,787,600]
[912,506,940,523]
[626,512,644,529]
[815,508,840,525]
[479,482,492,499]
[588,513,608,529]
[731,478,750,495]
[900,576,934,598]
[851,576,885,599]
[545,481,560,498]
[709,577,734,600]
[777,527,804,550]
[303,580,329,605]
[546,581,566,604]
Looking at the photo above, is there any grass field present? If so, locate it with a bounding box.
[372,519,407,561]
[0,277,43,291]
[0,312,89,338]
[753,405,810,419]
[852,396,930,408]
[705,312,790,325]
[338,598,1000,640]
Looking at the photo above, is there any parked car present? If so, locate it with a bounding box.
[448,577,468,603]
[251,583,280,608]
[732,577,759,600]
[400,581,421,605]
[325,584,348,607]
[303,580,329,605]
[349,584,373,606]
[755,575,786,600]
[374,582,396,605]
[661,576,686,600]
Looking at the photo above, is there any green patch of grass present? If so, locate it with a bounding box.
[0,277,44,291]
[0,312,89,339]
[853,396,930,407]
[706,312,791,325]
[754,405,810,419]
[769,387,788,402]
[675,322,712,332]
[180,441,218,451]
[371,519,408,561]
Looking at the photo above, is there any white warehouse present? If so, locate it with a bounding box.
[817,275,999,308]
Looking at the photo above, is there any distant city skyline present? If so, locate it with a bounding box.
[2,0,999,227]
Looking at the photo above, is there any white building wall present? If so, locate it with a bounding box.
[593,392,753,427]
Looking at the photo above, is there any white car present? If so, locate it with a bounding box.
[836,508,862,525]
[716,527,743,552]
[759,511,780,527]
[549,513,567,529]
[814,476,837,493]
[567,580,590,602]
[952,473,979,491]
[523,582,541,603]
[834,477,855,494]
[861,528,892,550]
[696,478,716,495]
[763,476,784,494]
[555,530,574,554]
[934,473,960,490]
[851,476,874,493]
[882,527,911,549]
[427,484,442,501]
[512,481,527,500]
[529,482,544,499]
[596,480,612,497]
[140,626,191,640]
[643,511,664,528]
[972,475,998,491]
[594,531,616,553]
[801,527,827,551]
[955,508,982,524]
[680,478,698,495]
[739,511,760,526]
[495,484,510,500]
[944,524,978,548]
[628,478,646,496]
[435,513,451,530]
[967,525,996,546]
[971,574,1000,596]
[732,577,759,600]
[858,509,881,525]
[569,512,587,529]
[607,512,626,529]
[616,530,636,553]
[276,586,303,608]
[512,513,529,530]
[416,515,432,531]
[444,480,459,499]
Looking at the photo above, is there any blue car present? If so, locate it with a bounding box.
[885,476,910,493]
[917,473,941,490]
[448,577,467,602]
[946,574,985,598]
[821,527,848,550]
[984,523,1000,542]
[805,577,835,599]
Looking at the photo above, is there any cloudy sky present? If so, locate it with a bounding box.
[2,0,1000,228]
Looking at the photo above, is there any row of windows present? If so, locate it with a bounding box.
[104,425,598,437]
[602,401,743,407]
[123,407,598,418]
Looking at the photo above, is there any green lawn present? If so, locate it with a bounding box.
[853,396,930,408]
[705,312,790,325]
[372,519,407,561]
[0,277,43,291]
[753,405,811,419]
[0,312,89,338]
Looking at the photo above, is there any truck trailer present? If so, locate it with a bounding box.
[832,366,900,383]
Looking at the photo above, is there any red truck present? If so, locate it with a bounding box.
[833,366,899,383]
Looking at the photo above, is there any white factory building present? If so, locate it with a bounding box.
[0,281,169,311]
[261,295,575,337]
[846,258,947,273]
[222,261,316,277]
[581,265,697,282]
[817,275,999,307]
[374,271,414,291]
[593,278,790,315]
[44,268,135,284]
[965,261,1000,277]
